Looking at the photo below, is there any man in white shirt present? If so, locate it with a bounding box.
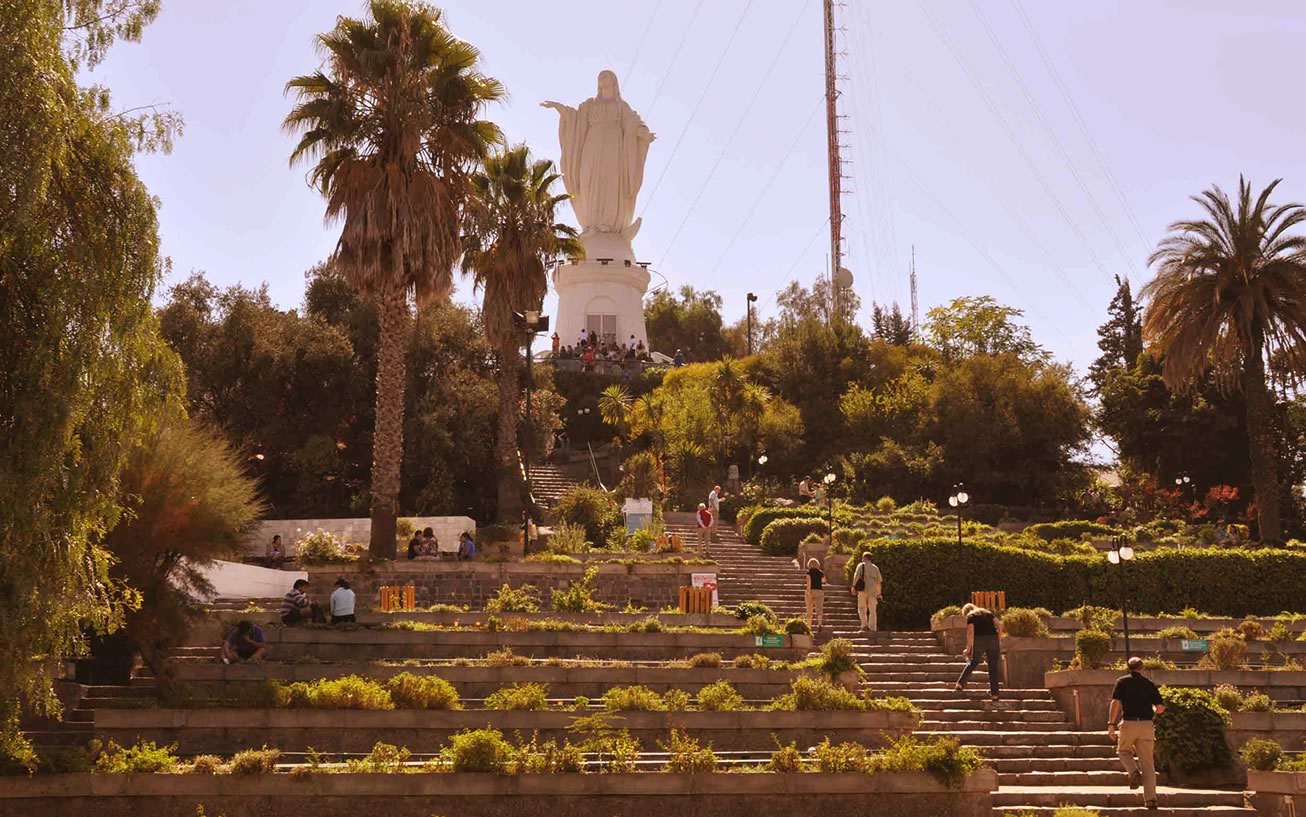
[707,485,723,543]
[850,553,884,631]
[329,577,356,625]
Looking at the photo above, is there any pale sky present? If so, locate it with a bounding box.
[92,0,1306,371]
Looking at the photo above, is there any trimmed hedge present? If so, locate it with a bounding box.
[847,537,1306,628]
[1024,520,1123,542]
[760,518,830,556]
[742,506,823,544]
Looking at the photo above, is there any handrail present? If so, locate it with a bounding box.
[586,442,608,492]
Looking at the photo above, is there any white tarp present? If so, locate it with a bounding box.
[194,560,306,601]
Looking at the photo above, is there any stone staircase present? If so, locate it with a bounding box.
[529,463,582,510]
[708,526,1256,817]
[662,521,860,635]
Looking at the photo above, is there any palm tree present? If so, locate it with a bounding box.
[1142,177,1306,543]
[462,145,582,520]
[284,1,504,557]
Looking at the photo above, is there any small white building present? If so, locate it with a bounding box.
[553,230,649,348]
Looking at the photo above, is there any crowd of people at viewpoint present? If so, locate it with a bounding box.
[550,330,687,369]
[234,479,1165,809]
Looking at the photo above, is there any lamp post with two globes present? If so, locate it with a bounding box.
[948,486,970,546]
[823,472,837,540]
[1107,536,1135,657]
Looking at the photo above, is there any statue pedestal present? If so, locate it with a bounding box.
[552,232,650,350]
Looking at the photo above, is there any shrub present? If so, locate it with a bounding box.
[551,566,610,613]
[1025,521,1123,542]
[276,676,394,710]
[1198,630,1248,671]
[849,538,1306,628]
[1064,605,1117,635]
[813,638,860,678]
[732,653,773,669]
[742,613,781,636]
[441,728,515,773]
[1002,608,1049,638]
[663,689,690,710]
[767,740,805,772]
[1213,684,1243,712]
[784,617,812,635]
[687,652,722,668]
[931,605,963,625]
[1156,625,1200,640]
[696,680,744,712]
[760,518,829,556]
[1155,687,1232,773]
[602,685,666,711]
[347,742,410,773]
[813,737,871,772]
[484,647,529,666]
[484,583,541,614]
[1240,738,1283,771]
[228,746,280,775]
[869,735,984,788]
[1239,617,1266,641]
[512,735,585,774]
[1072,628,1112,669]
[875,496,898,514]
[93,740,178,774]
[660,728,717,774]
[187,754,222,774]
[733,600,777,622]
[831,527,864,553]
[625,615,664,633]
[386,673,461,710]
[1241,693,1274,712]
[1268,621,1292,642]
[743,506,823,544]
[546,523,590,555]
[485,683,551,711]
[554,485,622,546]
[769,676,885,711]
[524,552,581,564]
[294,529,350,565]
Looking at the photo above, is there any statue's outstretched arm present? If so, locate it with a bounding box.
[541,100,574,114]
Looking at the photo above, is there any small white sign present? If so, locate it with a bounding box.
[691,573,719,607]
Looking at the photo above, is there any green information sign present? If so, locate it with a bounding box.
[1180,639,1210,652]
[754,634,785,649]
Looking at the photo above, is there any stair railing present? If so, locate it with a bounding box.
[586,442,608,492]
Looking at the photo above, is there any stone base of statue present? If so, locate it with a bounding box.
[552,231,650,350]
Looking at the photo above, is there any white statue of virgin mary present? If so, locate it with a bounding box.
[542,70,656,242]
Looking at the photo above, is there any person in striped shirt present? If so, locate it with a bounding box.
[280,578,324,625]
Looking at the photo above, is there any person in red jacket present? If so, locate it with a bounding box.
[695,502,713,557]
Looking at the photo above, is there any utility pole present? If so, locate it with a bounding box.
[823,0,844,326]
[910,245,919,334]
[746,292,758,355]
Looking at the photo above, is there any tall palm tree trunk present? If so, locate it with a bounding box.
[495,349,524,523]
[1243,330,1282,543]
[368,288,408,559]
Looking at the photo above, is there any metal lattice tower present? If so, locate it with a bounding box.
[910,245,919,332]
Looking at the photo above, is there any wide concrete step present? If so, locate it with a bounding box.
[911,698,1059,711]
[924,709,1067,723]
[993,786,1251,810]
[998,770,1132,786]
[918,730,1114,746]
[991,757,1123,772]
[922,720,1072,732]
[982,744,1119,760]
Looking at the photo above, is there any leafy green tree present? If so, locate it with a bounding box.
[871,302,914,346]
[1143,178,1306,542]
[1088,275,1143,396]
[775,279,861,325]
[462,146,582,520]
[644,286,729,360]
[285,0,505,557]
[925,296,1049,364]
[0,0,181,764]
[105,418,263,689]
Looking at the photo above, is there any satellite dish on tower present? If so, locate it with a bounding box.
[834,266,854,288]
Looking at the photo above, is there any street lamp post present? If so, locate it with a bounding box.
[746,292,758,355]
[1107,536,1135,658]
[823,472,837,541]
[948,485,970,546]
[515,310,550,552]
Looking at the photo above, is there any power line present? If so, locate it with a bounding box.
[702,96,825,286]
[644,0,706,117]
[623,0,664,82]
[918,2,1114,284]
[656,0,813,269]
[969,0,1138,275]
[1010,0,1153,262]
[765,217,830,310]
[637,0,756,218]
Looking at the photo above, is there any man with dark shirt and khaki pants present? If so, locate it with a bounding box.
[1108,657,1166,810]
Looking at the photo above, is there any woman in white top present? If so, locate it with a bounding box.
[329,577,356,624]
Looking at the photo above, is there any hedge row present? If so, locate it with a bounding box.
[846,537,1306,629]
[1024,520,1123,542]
[741,506,823,544]
[759,518,831,556]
